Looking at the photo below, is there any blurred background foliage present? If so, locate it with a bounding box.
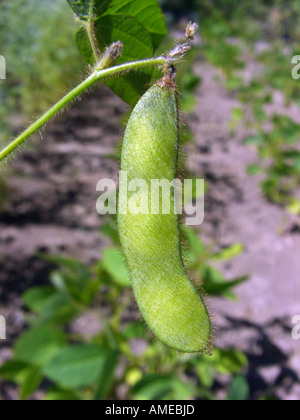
[161,0,300,209]
[0,0,300,400]
[0,0,84,136]
[0,222,249,401]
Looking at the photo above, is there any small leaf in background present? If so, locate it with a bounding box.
[44,255,90,279]
[284,150,300,172]
[201,265,248,300]
[125,368,143,386]
[231,107,244,126]
[20,366,43,400]
[181,93,198,113]
[23,286,57,313]
[37,293,78,325]
[44,386,81,401]
[102,247,131,287]
[94,350,119,400]
[66,0,95,21]
[247,163,262,176]
[123,322,146,339]
[211,243,244,261]
[23,284,78,326]
[0,361,42,400]
[131,374,170,400]
[272,115,300,144]
[287,198,300,215]
[180,69,201,93]
[179,70,202,112]
[43,344,117,389]
[181,225,206,266]
[46,256,98,305]
[14,326,67,367]
[195,360,215,388]
[192,347,248,390]
[225,76,243,91]
[227,375,250,401]
[212,348,248,375]
[243,134,264,146]
[259,394,279,401]
[0,361,31,383]
[101,219,120,245]
[131,374,196,401]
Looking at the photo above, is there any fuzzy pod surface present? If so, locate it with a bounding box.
[118,80,211,353]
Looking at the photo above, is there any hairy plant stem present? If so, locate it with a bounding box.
[85,20,100,63]
[0,56,167,163]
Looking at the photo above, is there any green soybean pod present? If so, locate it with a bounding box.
[118,79,211,353]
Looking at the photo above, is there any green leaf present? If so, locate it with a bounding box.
[38,293,78,325]
[44,386,81,401]
[195,360,215,388]
[201,266,248,299]
[76,14,156,105]
[0,360,30,383]
[14,326,67,367]
[101,219,120,245]
[23,286,57,313]
[66,0,96,21]
[44,255,90,279]
[43,344,116,389]
[181,226,206,266]
[94,350,119,400]
[181,93,197,113]
[131,374,195,400]
[20,366,43,400]
[98,0,167,49]
[47,257,97,306]
[211,243,244,261]
[102,247,131,287]
[123,322,146,339]
[247,163,262,176]
[180,69,201,93]
[244,135,264,145]
[0,361,42,400]
[231,107,244,122]
[227,375,250,401]
[23,282,78,325]
[287,198,300,215]
[213,349,248,375]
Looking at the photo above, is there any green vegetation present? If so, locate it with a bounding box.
[0,0,84,138]
[0,223,248,400]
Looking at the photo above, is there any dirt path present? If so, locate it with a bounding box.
[0,64,299,399]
